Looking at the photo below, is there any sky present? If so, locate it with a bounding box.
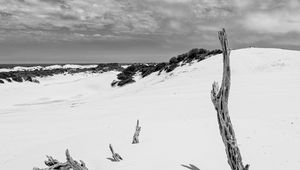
[0,0,300,63]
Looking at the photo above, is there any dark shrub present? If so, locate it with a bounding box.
[208,49,222,55]
[118,78,135,86]
[169,57,178,64]
[123,65,137,75]
[0,72,11,79]
[117,73,128,80]
[96,63,123,72]
[154,63,167,71]
[141,67,155,77]
[188,48,199,59]
[176,54,186,62]
[198,48,209,54]
[165,64,178,73]
[12,75,23,82]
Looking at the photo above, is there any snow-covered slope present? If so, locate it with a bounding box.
[0,48,300,170]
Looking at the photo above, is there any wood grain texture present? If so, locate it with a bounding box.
[211,28,249,170]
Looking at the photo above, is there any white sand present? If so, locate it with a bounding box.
[0,48,300,170]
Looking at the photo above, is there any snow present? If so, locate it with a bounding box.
[0,48,300,170]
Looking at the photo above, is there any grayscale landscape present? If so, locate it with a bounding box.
[0,1,299,170]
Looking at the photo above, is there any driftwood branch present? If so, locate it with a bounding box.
[109,144,123,162]
[33,149,88,170]
[44,155,59,167]
[132,119,141,144]
[66,149,88,170]
[211,28,249,170]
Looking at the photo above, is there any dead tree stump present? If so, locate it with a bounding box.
[33,149,88,170]
[132,119,141,144]
[211,28,249,170]
[65,149,88,170]
[109,144,123,162]
[44,155,59,167]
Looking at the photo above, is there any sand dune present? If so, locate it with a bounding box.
[0,48,300,170]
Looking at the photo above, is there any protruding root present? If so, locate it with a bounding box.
[109,144,123,162]
[132,119,141,144]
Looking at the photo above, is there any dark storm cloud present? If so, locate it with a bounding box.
[0,0,299,63]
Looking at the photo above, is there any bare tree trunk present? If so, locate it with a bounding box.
[33,149,88,170]
[211,28,249,170]
[132,119,141,144]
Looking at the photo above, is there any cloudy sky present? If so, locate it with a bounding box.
[0,0,299,63]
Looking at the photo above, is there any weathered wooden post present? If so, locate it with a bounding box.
[211,28,249,170]
[132,119,141,144]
